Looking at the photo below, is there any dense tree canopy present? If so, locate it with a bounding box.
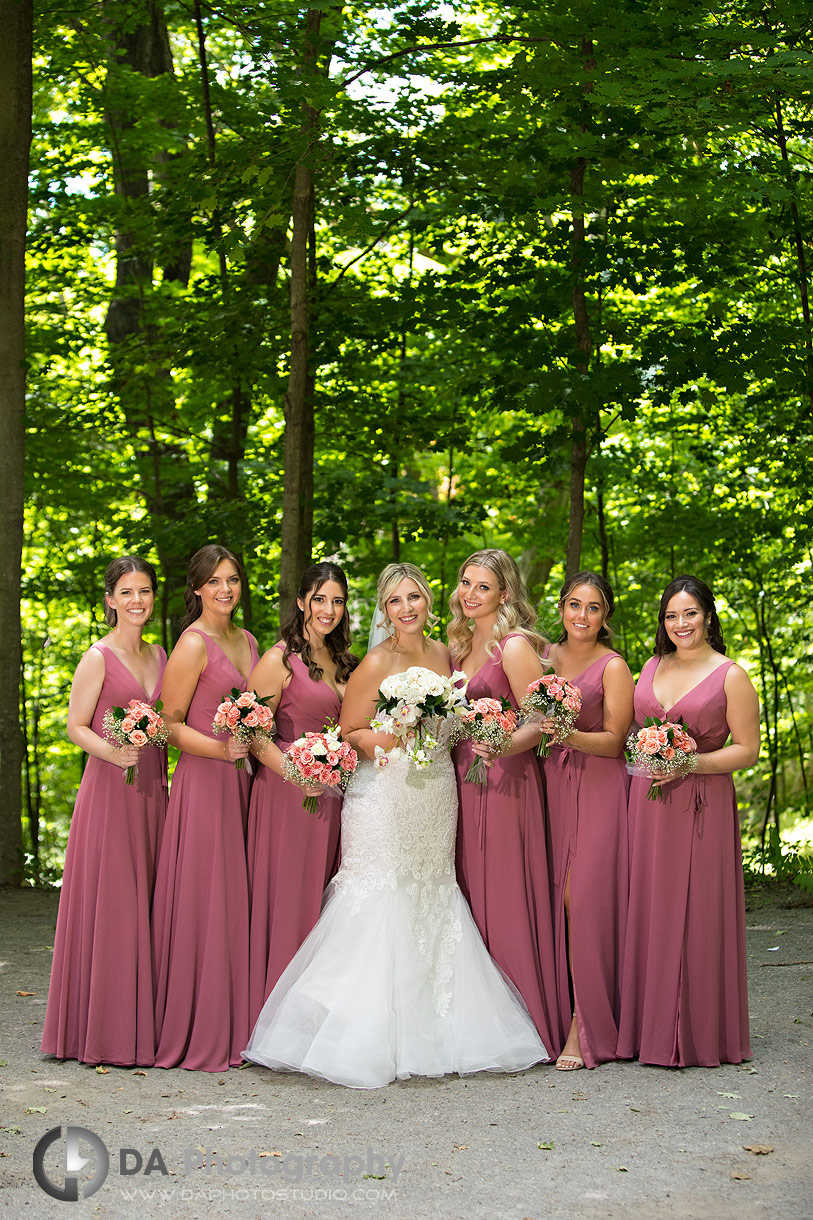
[5,0,812,881]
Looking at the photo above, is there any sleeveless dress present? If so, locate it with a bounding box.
[452,636,561,1057]
[151,627,259,1071]
[541,650,630,1068]
[244,724,548,1088]
[41,645,167,1066]
[617,656,752,1067]
[247,649,342,1027]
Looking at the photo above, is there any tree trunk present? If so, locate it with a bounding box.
[278,8,334,618]
[102,0,196,644]
[0,0,32,885]
[564,37,596,579]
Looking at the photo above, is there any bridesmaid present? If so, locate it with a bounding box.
[540,572,634,1070]
[41,556,167,1066]
[246,562,359,1027]
[450,549,561,1057]
[618,574,759,1067]
[151,544,259,1071]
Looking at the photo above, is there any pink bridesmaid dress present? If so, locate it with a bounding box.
[542,651,629,1068]
[453,635,561,1057]
[151,627,259,1071]
[41,646,167,1066]
[617,656,752,1067]
[247,649,342,1027]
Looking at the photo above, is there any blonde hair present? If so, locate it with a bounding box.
[375,562,439,638]
[448,549,547,662]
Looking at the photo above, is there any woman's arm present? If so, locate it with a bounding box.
[557,656,635,758]
[67,647,140,769]
[695,664,760,775]
[248,646,295,776]
[162,631,249,763]
[339,651,398,761]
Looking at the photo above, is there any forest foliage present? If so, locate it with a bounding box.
[12,0,813,881]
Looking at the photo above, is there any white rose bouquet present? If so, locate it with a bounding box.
[370,666,468,769]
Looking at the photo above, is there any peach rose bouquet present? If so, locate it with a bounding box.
[102,698,168,785]
[626,717,698,801]
[282,724,359,814]
[212,687,275,769]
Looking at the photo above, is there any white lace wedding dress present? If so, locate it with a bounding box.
[243,732,548,1088]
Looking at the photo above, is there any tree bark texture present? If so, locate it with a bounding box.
[0,0,33,884]
[277,8,333,619]
[102,0,196,643]
[564,37,596,579]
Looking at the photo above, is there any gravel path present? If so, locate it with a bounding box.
[1,886,811,1219]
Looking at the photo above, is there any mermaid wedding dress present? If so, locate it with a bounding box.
[244,728,548,1088]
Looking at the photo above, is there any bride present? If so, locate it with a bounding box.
[243,562,548,1088]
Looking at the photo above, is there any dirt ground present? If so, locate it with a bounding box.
[1,884,811,1220]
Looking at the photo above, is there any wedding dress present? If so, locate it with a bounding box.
[244,726,548,1088]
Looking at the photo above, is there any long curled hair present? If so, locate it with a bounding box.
[654,574,726,656]
[103,556,158,628]
[181,544,246,632]
[556,570,615,646]
[279,562,358,684]
[447,549,547,662]
[372,562,440,643]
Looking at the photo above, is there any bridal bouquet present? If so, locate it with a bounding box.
[212,688,275,769]
[282,724,358,814]
[457,696,518,785]
[102,699,169,785]
[520,674,582,758]
[626,717,698,802]
[370,666,468,769]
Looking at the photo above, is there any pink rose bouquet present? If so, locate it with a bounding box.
[102,698,169,785]
[282,723,359,814]
[520,674,582,758]
[457,696,517,785]
[212,687,275,769]
[626,717,698,801]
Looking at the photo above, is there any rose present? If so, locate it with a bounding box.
[243,709,261,727]
[235,691,255,708]
[130,729,148,747]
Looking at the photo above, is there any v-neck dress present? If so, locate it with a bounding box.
[617,655,751,1067]
[452,635,560,1057]
[41,644,168,1066]
[247,649,343,1027]
[541,650,631,1067]
[152,626,259,1071]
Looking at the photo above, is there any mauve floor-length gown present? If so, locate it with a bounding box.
[542,651,630,1068]
[247,649,342,1028]
[453,636,561,1058]
[617,656,752,1067]
[41,645,167,1066]
[151,627,259,1071]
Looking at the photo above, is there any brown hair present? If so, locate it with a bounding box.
[556,570,615,646]
[654,574,726,656]
[103,556,158,628]
[181,544,246,631]
[279,562,358,685]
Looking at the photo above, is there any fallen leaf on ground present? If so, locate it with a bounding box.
[453,1145,468,1151]
[132,1070,147,1076]
[537,1141,554,1150]
[15,991,37,997]
[744,1144,774,1155]
[591,1141,603,1147]
[717,1092,741,1098]
[729,1113,753,1121]
[25,1107,46,1114]
[95,1066,110,1074]
[617,1166,629,1172]
[731,1170,751,1180]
